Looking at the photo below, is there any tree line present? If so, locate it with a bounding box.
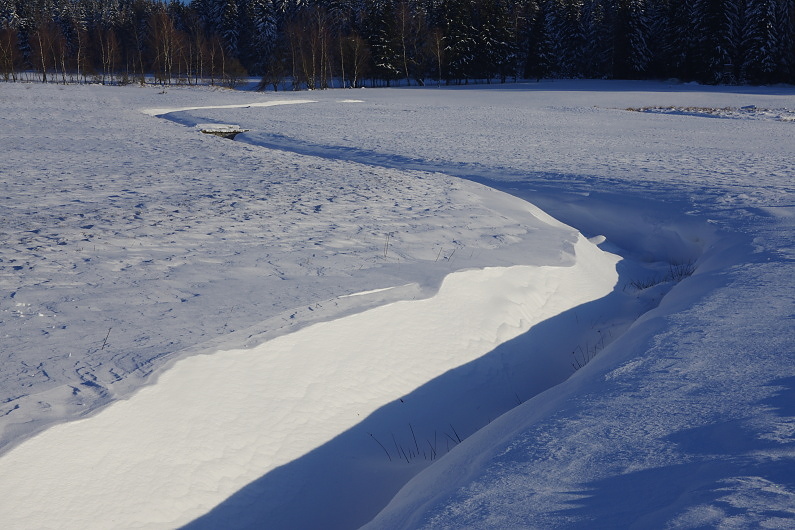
[1,0,793,88]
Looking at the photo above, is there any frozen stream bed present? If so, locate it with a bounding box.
[1,80,793,528]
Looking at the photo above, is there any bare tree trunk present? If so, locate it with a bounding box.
[0,24,20,82]
[338,33,346,87]
[32,22,51,83]
[398,2,411,85]
[432,28,444,86]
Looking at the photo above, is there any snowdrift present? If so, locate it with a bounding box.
[1,80,793,528]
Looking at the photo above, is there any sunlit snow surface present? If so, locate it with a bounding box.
[1,80,794,528]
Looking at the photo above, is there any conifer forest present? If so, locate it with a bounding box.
[1,0,793,88]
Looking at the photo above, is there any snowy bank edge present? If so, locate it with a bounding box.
[0,234,619,528]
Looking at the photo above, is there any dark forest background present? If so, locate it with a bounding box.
[1,0,793,88]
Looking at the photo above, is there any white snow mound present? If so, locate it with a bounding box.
[0,236,617,528]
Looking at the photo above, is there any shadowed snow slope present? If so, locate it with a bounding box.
[365,232,795,529]
[0,235,617,528]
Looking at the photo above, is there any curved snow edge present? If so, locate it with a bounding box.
[0,236,618,529]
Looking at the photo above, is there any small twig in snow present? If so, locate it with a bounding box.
[101,327,112,350]
[369,433,391,461]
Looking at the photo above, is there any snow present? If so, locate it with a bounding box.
[2,85,570,452]
[628,105,795,122]
[140,98,316,117]
[1,80,793,528]
[0,237,618,528]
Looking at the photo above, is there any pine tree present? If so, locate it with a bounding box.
[776,0,794,83]
[521,0,548,79]
[696,0,732,83]
[435,0,476,82]
[472,0,517,81]
[366,0,403,84]
[580,0,614,78]
[743,0,780,83]
[666,0,701,80]
[221,0,239,56]
[0,0,21,80]
[247,0,279,75]
[643,0,671,78]
[541,0,582,78]
[614,0,652,78]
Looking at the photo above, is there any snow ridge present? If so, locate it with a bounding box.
[0,236,617,529]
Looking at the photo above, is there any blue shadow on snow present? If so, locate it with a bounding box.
[182,260,642,529]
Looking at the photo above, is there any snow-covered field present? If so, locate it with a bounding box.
[1,80,793,528]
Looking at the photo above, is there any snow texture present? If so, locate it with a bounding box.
[1,79,793,529]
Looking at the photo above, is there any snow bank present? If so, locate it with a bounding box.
[0,234,617,529]
[366,233,795,529]
[140,98,316,117]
